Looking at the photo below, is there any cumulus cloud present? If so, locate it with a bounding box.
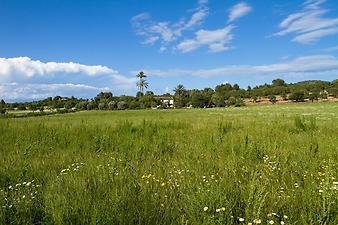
[0,57,114,82]
[0,83,110,101]
[142,55,338,78]
[274,0,338,43]
[228,2,252,22]
[131,0,208,51]
[0,56,136,101]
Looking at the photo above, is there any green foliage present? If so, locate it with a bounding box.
[86,102,97,110]
[107,101,117,110]
[117,101,128,110]
[174,85,188,108]
[289,91,305,102]
[268,95,277,104]
[309,92,319,102]
[272,78,286,87]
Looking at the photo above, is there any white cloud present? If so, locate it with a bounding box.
[0,83,111,101]
[274,0,338,43]
[228,2,252,22]
[177,25,234,53]
[131,0,208,51]
[0,56,113,79]
[142,55,338,78]
[323,45,338,52]
[0,56,137,101]
[132,1,251,54]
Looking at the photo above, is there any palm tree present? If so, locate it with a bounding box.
[136,79,148,94]
[136,71,147,79]
[136,71,148,94]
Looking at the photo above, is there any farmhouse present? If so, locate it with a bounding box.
[155,96,174,107]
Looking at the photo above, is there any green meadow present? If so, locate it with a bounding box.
[0,102,337,225]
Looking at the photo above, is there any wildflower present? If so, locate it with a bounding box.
[239,218,245,222]
[253,219,262,224]
[8,186,12,189]
[248,223,253,225]
[280,221,285,225]
[26,182,31,186]
[22,195,25,199]
[318,189,323,193]
[216,208,221,212]
[221,207,225,211]
[283,215,288,219]
[203,207,208,211]
[269,220,274,224]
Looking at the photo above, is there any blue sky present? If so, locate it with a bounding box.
[1,0,338,101]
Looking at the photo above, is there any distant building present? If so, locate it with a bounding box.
[155,97,174,107]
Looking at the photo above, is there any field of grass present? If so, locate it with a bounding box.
[0,102,337,225]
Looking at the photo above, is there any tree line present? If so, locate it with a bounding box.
[1,78,337,114]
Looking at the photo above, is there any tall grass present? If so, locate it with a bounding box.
[0,103,337,224]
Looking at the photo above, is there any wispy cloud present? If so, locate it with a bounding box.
[274,0,338,44]
[176,2,251,53]
[142,55,338,78]
[132,1,252,54]
[228,2,252,22]
[323,45,338,52]
[131,0,208,51]
[0,57,136,101]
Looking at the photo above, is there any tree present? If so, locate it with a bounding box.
[289,91,305,102]
[107,101,117,110]
[211,93,225,107]
[136,79,148,94]
[75,101,88,110]
[117,101,128,110]
[309,92,319,102]
[190,90,206,108]
[64,101,75,110]
[252,95,258,103]
[136,71,148,94]
[95,92,113,102]
[0,99,6,114]
[233,84,240,91]
[173,85,188,108]
[87,102,97,110]
[98,102,107,110]
[272,78,286,87]
[268,95,277,104]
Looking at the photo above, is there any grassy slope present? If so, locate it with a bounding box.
[0,102,337,224]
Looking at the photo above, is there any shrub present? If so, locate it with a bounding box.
[268,95,277,104]
[289,91,305,102]
[98,102,107,110]
[86,102,97,110]
[107,101,117,110]
[75,101,88,110]
[234,98,245,107]
[225,97,236,107]
[117,101,128,110]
